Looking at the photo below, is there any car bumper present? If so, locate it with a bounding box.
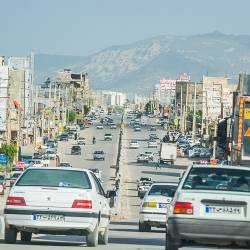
[168,217,250,241]
[4,209,97,235]
[140,211,167,227]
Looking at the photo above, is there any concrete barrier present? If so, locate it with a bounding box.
[0,215,4,237]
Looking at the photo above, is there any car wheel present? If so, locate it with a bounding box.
[139,222,151,232]
[166,232,179,250]
[87,223,99,247]
[98,227,108,245]
[21,232,32,242]
[5,226,17,244]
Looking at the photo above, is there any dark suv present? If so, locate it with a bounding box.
[71,145,81,155]
[60,133,69,141]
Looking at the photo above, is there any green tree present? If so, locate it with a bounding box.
[0,143,17,165]
[83,105,90,115]
[67,110,76,122]
[145,101,153,113]
[186,110,202,131]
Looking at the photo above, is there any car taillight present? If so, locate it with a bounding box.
[72,200,92,209]
[6,196,26,206]
[173,201,193,215]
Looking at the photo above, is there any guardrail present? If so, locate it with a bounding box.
[0,215,4,237]
[111,115,124,214]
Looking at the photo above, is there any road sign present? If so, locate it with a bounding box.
[120,123,125,129]
[0,154,8,165]
[245,127,250,137]
[244,108,250,119]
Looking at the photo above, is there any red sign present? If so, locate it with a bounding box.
[16,161,25,168]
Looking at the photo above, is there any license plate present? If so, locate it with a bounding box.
[205,205,242,215]
[32,214,65,222]
[159,203,168,208]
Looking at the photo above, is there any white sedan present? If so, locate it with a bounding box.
[96,124,104,129]
[166,164,250,250]
[129,140,139,149]
[148,140,158,148]
[139,182,178,232]
[4,167,116,246]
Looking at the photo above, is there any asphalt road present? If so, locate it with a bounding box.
[0,116,248,249]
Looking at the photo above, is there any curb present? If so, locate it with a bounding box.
[0,215,4,237]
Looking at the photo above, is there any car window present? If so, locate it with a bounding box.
[16,169,91,189]
[90,172,105,196]
[183,167,250,192]
[148,185,177,197]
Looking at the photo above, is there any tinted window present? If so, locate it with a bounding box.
[16,169,91,189]
[90,173,105,195]
[183,167,250,193]
[148,185,177,197]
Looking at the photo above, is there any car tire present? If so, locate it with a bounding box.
[166,232,179,250]
[21,232,32,242]
[98,227,109,245]
[87,224,99,247]
[5,226,17,244]
[139,222,151,232]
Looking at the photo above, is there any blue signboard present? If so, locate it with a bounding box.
[0,154,8,165]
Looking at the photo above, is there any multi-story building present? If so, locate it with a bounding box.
[202,76,236,120]
[0,56,31,145]
[0,58,9,143]
[95,90,127,108]
[154,79,176,106]
[8,54,34,116]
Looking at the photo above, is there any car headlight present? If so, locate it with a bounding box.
[142,202,157,208]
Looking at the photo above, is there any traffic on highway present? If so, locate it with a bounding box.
[1,108,250,250]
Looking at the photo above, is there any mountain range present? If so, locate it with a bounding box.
[35,31,250,94]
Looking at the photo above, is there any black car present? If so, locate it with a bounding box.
[60,133,69,141]
[71,145,81,155]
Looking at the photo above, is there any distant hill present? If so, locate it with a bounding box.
[35,31,250,93]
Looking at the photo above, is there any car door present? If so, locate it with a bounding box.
[90,173,109,229]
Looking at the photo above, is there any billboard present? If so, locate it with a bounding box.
[160,79,176,90]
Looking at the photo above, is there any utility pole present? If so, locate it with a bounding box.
[192,82,197,143]
[205,91,209,135]
[33,86,38,149]
[48,82,52,138]
[212,119,218,159]
[180,84,183,132]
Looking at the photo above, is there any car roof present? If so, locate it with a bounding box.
[26,166,90,173]
[191,164,250,171]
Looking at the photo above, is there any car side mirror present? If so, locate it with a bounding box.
[106,190,116,198]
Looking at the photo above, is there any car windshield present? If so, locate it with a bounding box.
[183,167,250,193]
[94,151,104,154]
[16,169,91,189]
[148,184,177,197]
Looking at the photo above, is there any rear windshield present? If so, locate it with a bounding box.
[16,169,91,189]
[94,151,104,154]
[148,185,177,197]
[183,167,250,193]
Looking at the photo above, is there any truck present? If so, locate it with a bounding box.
[159,142,177,164]
[219,73,250,166]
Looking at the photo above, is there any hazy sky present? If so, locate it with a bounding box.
[1,0,250,56]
